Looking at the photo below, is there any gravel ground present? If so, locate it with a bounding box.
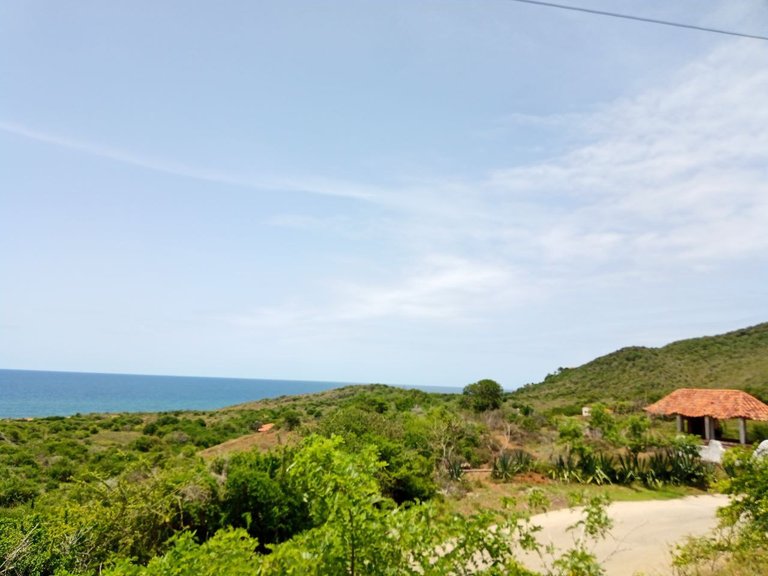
[517,494,729,576]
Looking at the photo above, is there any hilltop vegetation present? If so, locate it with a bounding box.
[1,377,729,576]
[4,320,768,575]
[511,322,768,410]
[0,380,698,576]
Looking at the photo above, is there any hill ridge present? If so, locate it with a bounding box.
[511,322,768,408]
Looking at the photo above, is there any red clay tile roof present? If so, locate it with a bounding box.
[258,423,275,433]
[645,388,768,421]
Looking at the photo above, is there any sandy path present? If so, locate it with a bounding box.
[517,494,728,576]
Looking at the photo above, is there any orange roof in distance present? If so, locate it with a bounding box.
[645,388,768,421]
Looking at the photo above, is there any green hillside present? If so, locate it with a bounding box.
[510,322,768,409]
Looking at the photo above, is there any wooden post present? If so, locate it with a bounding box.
[739,418,747,445]
[704,416,712,440]
[676,414,683,433]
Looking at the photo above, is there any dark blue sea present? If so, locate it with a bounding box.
[0,369,459,418]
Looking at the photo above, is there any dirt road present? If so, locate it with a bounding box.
[518,494,728,576]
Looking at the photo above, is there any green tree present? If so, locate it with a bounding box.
[280,409,302,431]
[0,458,222,575]
[673,448,768,573]
[463,379,504,412]
[622,414,650,455]
[587,404,618,443]
[101,529,260,576]
[720,449,768,536]
[100,435,535,576]
[93,435,613,576]
[222,449,311,547]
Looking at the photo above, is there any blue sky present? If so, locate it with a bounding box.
[2,1,767,388]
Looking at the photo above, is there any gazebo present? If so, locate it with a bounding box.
[645,388,768,445]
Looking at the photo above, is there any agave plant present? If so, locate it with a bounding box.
[445,457,465,481]
[615,452,647,485]
[549,451,583,483]
[645,449,671,485]
[578,451,615,485]
[492,449,534,481]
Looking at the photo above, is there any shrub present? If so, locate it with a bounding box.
[280,409,302,431]
[131,435,160,453]
[48,458,77,482]
[463,379,504,412]
[222,450,310,547]
[673,447,768,573]
[155,415,180,427]
[492,449,535,481]
[142,422,159,435]
[382,452,436,503]
[0,475,38,507]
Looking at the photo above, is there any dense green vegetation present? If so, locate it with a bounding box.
[0,381,730,575]
[3,322,768,574]
[673,447,768,575]
[463,379,504,412]
[511,322,768,409]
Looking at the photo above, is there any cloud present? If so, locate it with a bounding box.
[0,121,376,201]
[7,38,767,331]
[482,39,768,270]
[330,255,529,322]
[219,39,768,330]
[219,255,526,327]
[321,39,768,322]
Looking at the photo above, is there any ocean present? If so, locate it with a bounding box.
[0,369,459,419]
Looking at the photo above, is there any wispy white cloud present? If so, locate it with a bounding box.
[219,39,768,330]
[7,38,767,331]
[0,121,377,201]
[481,40,768,269]
[341,40,767,322]
[330,255,529,321]
[217,254,534,338]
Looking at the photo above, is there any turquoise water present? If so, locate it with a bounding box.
[0,369,458,418]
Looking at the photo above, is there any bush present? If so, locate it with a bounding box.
[673,448,768,573]
[60,459,221,565]
[48,458,77,482]
[0,475,38,507]
[280,409,302,431]
[720,449,768,535]
[155,415,180,427]
[492,449,535,481]
[222,450,310,547]
[382,452,436,503]
[99,435,613,576]
[131,435,160,453]
[142,422,159,435]
[463,379,504,412]
[549,436,712,489]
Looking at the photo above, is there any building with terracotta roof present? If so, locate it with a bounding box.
[645,388,768,444]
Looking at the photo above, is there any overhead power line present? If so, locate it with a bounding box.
[506,0,768,41]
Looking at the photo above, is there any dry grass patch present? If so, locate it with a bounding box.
[198,429,299,459]
[442,477,700,517]
[89,430,142,447]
